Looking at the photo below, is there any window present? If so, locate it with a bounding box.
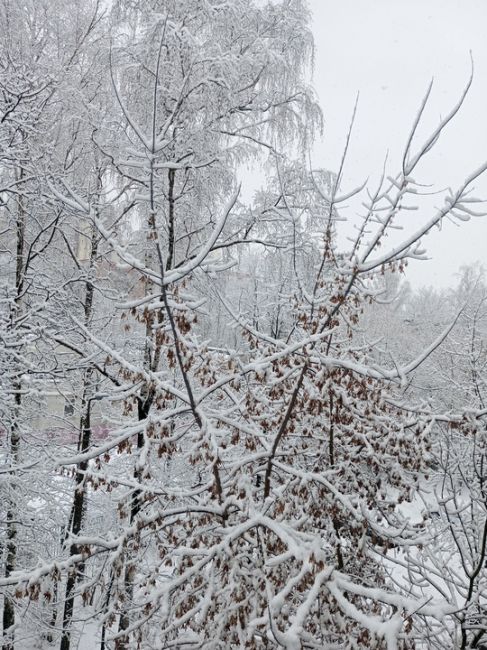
[64,397,75,417]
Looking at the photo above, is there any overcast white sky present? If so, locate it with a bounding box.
[308,0,487,288]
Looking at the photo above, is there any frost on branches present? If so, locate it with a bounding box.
[1,1,487,650]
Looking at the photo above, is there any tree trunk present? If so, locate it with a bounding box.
[59,220,99,650]
[2,170,25,650]
[2,387,21,650]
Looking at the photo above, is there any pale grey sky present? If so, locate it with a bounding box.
[309,0,487,288]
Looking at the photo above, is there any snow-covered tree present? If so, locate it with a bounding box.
[2,3,487,650]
